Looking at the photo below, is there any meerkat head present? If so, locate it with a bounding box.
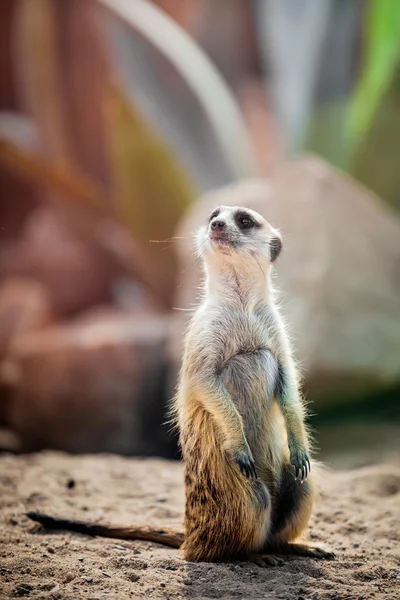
[196,205,282,270]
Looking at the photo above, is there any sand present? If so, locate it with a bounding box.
[0,451,399,600]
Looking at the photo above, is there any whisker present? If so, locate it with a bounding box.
[176,243,209,289]
[156,244,175,252]
[149,237,184,243]
[180,235,210,276]
[251,251,266,279]
[148,237,186,253]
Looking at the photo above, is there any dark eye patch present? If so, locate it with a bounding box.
[209,208,220,222]
[234,210,261,230]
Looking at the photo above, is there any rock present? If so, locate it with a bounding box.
[0,277,54,361]
[0,207,119,316]
[0,278,54,431]
[169,156,400,405]
[0,427,22,452]
[2,308,178,456]
[14,583,34,596]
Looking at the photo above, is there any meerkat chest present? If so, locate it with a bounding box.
[210,306,275,364]
[184,302,279,380]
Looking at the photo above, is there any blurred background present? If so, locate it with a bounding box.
[0,0,399,469]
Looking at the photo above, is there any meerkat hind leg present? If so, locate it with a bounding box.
[249,554,285,568]
[274,542,335,559]
[266,464,335,560]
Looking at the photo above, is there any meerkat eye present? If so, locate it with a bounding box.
[236,213,255,230]
[240,217,253,228]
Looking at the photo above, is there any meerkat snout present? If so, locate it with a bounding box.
[210,218,226,231]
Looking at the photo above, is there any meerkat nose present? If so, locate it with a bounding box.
[211,219,226,231]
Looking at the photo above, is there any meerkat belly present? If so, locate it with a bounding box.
[221,348,284,471]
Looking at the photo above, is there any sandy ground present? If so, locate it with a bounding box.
[1,452,399,600]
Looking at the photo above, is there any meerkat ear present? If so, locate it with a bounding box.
[270,236,282,262]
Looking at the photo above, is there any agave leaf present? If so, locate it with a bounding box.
[349,59,400,208]
[0,112,41,238]
[0,136,108,209]
[0,1,17,108]
[13,0,72,164]
[253,0,333,153]
[346,0,400,157]
[0,132,168,305]
[97,0,256,188]
[105,84,194,304]
[106,84,194,239]
[51,0,112,187]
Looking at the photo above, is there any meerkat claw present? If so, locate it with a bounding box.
[308,546,336,560]
[253,555,283,567]
[234,452,257,480]
[291,448,310,482]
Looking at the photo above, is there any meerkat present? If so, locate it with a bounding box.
[28,205,334,565]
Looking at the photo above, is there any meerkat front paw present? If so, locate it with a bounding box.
[228,444,257,479]
[289,446,311,482]
[235,450,257,479]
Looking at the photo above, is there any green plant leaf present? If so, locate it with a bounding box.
[346,0,400,157]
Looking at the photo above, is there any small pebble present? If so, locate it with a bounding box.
[156,494,167,502]
[82,576,93,583]
[15,583,34,597]
[67,478,76,489]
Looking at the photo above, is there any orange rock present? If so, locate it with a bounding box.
[0,277,54,361]
[0,208,119,316]
[2,309,177,456]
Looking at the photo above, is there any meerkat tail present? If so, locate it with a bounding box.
[26,511,184,549]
